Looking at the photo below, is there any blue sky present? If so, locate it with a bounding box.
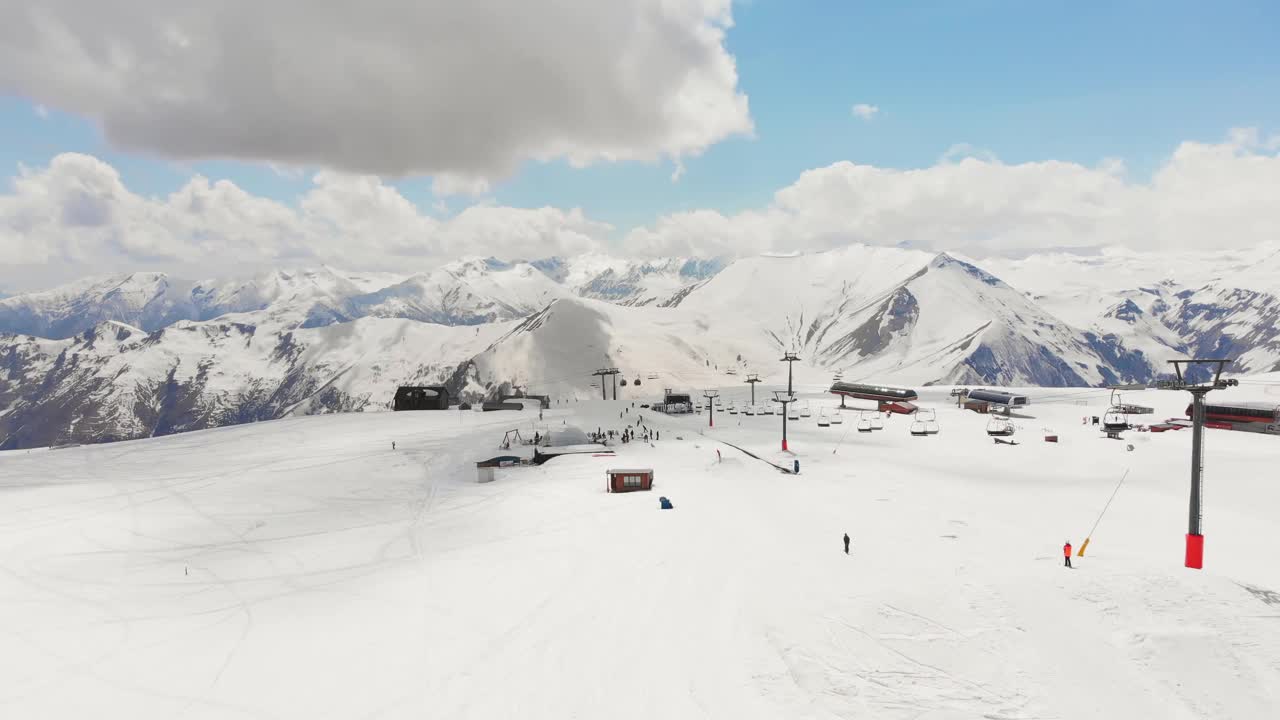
[2,0,1279,234]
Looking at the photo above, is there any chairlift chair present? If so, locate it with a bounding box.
[857,412,873,433]
[788,408,800,421]
[910,414,929,436]
[986,416,1016,437]
[870,412,884,431]
[830,409,844,425]
[817,410,831,427]
[800,402,812,418]
[1101,391,1129,435]
[914,408,940,435]
[1101,408,1129,438]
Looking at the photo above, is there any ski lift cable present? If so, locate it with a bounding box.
[1078,469,1129,557]
[831,416,856,454]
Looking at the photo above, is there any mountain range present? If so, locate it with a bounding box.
[3,245,1279,450]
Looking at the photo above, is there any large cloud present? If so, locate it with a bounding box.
[626,129,1280,257]
[4,130,1280,292]
[0,0,751,178]
[0,153,612,289]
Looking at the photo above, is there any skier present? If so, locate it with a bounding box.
[392,441,396,450]
[1063,541,1073,568]
[843,533,851,554]
[716,449,721,463]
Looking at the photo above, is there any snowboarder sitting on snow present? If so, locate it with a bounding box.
[843,533,851,554]
[1063,541,1073,568]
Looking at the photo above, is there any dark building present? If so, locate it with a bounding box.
[393,386,450,411]
[502,394,551,409]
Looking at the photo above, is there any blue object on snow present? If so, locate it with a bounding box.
[659,496,673,510]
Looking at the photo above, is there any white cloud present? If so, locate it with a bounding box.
[431,174,492,198]
[851,103,879,121]
[0,153,612,288]
[4,130,1280,291]
[0,0,752,180]
[626,128,1280,258]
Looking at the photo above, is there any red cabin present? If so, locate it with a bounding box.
[606,468,654,493]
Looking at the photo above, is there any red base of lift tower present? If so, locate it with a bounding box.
[1185,533,1204,569]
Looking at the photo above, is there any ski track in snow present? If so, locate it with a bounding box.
[1,389,1279,719]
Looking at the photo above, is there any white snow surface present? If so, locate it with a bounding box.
[2,384,1278,719]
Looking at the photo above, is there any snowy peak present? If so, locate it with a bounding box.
[806,252,1152,386]
[0,271,194,339]
[1104,299,1145,323]
[556,254,728,306]
[927,253,1004,287]
[351,261,567,326]
[191,266,366,323]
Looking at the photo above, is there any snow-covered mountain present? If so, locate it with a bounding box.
[806,254,1151,386]
[989,244,1280,379]
[533,254,727,306]
[0,256,717,340]
[6,244,1280,450]
[0,316,510,450]
[0,272,197,338]
[349,258,569,326]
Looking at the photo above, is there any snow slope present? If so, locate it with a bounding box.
[1,387,1277,718]
[454,296,779,400]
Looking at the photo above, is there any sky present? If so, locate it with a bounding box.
[1,0,1280,292]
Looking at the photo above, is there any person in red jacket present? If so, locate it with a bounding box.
[1063,541,1073,568]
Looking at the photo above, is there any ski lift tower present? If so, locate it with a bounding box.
[780,352,801,397]
[703,390,720,428]
[746,373,761,407]
[773,390,796,451]
[592,368,621,400]
[1157,359,1237,570]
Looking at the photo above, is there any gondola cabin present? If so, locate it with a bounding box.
[393,385,450,411]
[606,468,654,493]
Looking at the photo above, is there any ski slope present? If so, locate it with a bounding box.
[2,386,1278,719]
